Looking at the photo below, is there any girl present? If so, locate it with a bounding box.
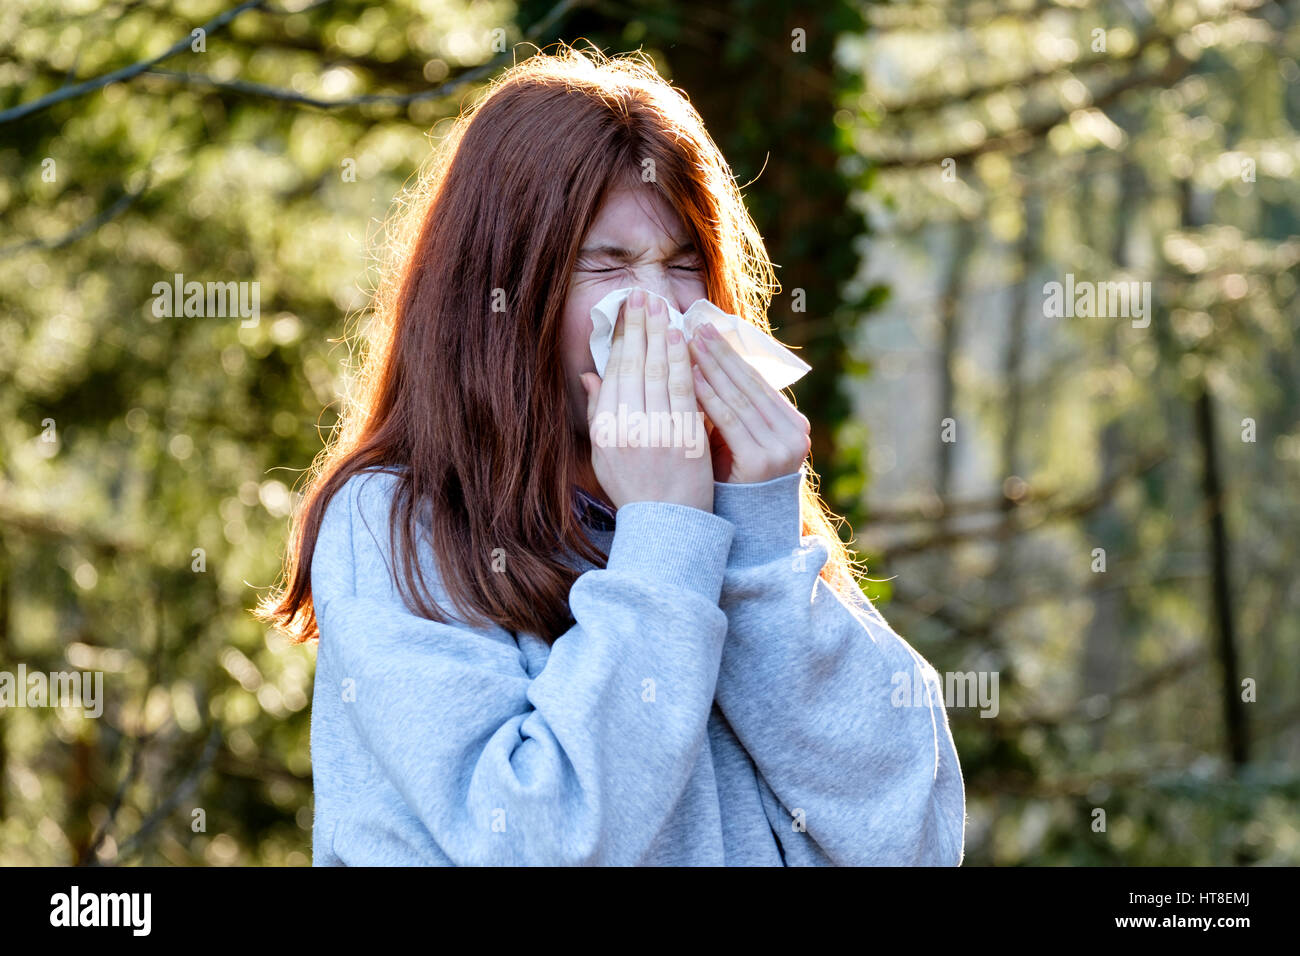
[258,46,965,866]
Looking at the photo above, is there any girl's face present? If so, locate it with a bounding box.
[560,184,708,431]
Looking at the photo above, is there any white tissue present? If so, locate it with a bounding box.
[587,287,811,390]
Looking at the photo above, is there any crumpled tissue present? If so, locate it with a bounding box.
[588,286,811,390]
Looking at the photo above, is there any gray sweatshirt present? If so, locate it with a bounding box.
[308,466,966,865]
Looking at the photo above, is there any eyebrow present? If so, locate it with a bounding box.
[577,240,699,262]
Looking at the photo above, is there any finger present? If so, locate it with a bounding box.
[697,325,800,432]
[689,353,767,470]
[665,325,701,450]
[595,310,624,421]
[643,295,671,422]
[617,289,648,416]
[689,331,776,449]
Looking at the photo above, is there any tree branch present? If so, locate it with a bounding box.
[96,724,223,865]
[0,0,271,125]
[0,498,142,555]
[0,169,152,258]
[137,0,580,113]
[971,648,1208,733]
[870,51,1192,170]
[865,446,1170,558]
[142,60,498,112]
[866,0,1102,34]
[877,24,1164,116]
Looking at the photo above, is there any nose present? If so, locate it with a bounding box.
[634,269,681,314]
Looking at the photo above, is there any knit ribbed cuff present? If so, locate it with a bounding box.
[710,465,804,567]
[606,501,735,603]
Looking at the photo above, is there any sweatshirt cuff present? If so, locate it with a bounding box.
[710,464,804,567]
[606,501,735,603]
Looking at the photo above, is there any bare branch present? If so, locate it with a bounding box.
[0,496,142,554]
[865,446,1170,558]
[866,0,1102,34]
[213,747,312,786]
[869,1,1277,170]
[142,59,499,112]
[0,0,270,125]
[0,169,151,258]
[97,724,223,865]
[81,727,157,864]
[871,52,1191,170]
[976,648,1208,733]
[877,25,1164,116]
[137,0,580,113]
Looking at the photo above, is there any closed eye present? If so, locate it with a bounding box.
[578,264,702,274]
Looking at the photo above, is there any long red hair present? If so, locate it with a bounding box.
[257,44,863,645]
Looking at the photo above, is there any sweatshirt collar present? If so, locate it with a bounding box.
[572,485,616,532]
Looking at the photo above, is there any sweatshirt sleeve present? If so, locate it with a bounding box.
[710,465,966,866]
[310,470,734,866]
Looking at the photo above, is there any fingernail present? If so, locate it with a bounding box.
[630,289,645,308]
[667,327,682,344]
[702,324,718,339]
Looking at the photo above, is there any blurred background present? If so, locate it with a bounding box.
[0,0,1296,865]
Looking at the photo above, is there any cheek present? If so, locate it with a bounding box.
[676,273,709,303]
[560,300,596,373]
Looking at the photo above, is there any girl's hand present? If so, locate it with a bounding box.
[579,290,714,511]
[687,323,810,484]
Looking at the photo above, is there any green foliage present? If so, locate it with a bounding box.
[0,0,1294,867]
[0,0,522,866]
[842,0,1300,864]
